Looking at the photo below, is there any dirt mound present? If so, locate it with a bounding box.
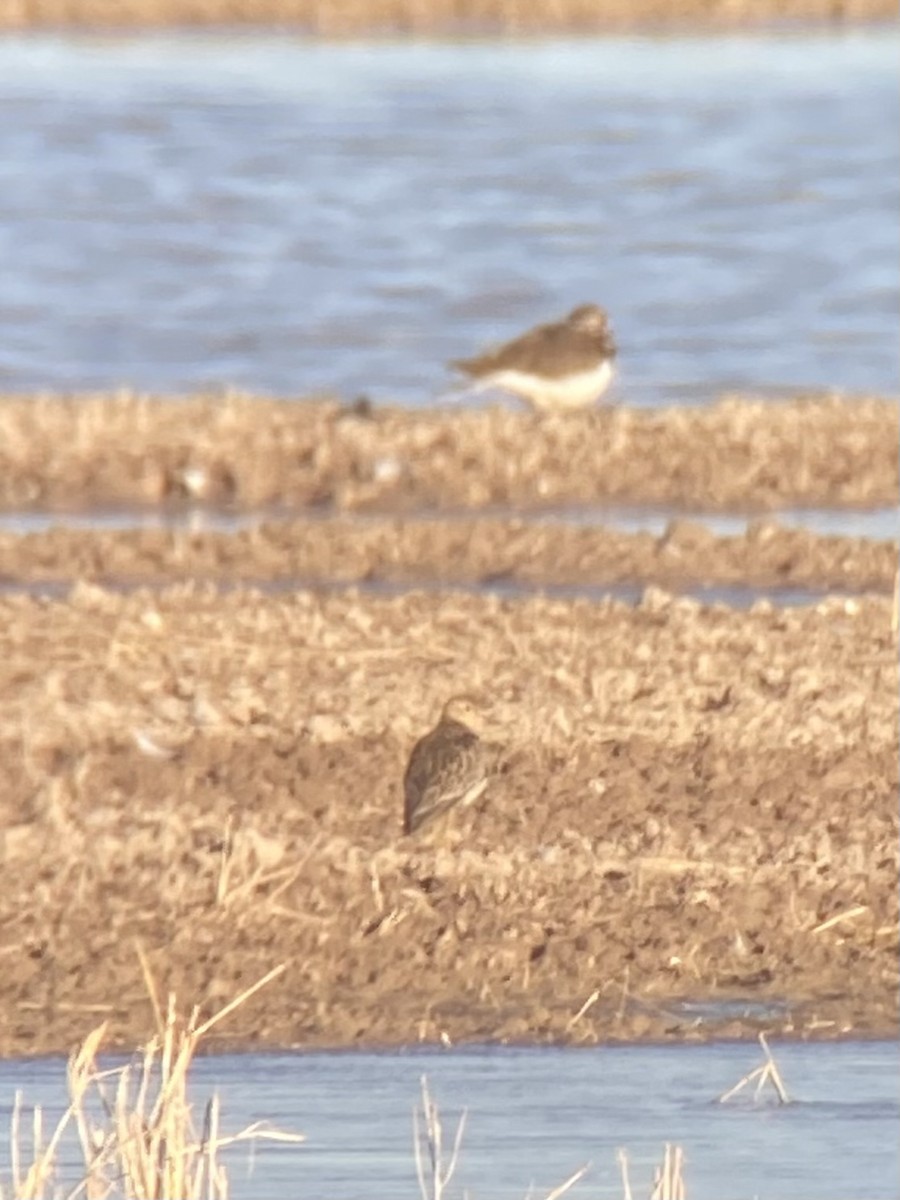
[0,391,895,1057]
[1,584,896,1057]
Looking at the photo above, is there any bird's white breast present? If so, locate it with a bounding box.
[479,359,613,412]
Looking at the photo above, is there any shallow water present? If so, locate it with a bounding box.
[1,1042,897,1198]
[0,30,897,406]
[1,502,897,539]
[0,571,882,608]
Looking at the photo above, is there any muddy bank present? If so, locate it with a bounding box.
[0,392,896,513]
[0,0,893,31]
[0,516,896,594]
[0,584,895,1058]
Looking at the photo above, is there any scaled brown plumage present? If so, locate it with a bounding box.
[450,304,617,412]
[403,696,490,836]
[452,303,616,381]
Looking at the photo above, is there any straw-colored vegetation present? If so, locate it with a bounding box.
[1,0,894,31]
[0,514,895,595]
[0,967,303,1200]
[718,1032,790,1105]
[413,1072,690,1199]
[0,972,817,1200]
[1,1011,690,1200]
[0,389,895,1066]
[2,1051,691,1200]
[0,391,895,513]
[411,1038,792,1198]
[0,580,896,1057]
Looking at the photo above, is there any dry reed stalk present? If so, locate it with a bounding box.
[214,814,235,905]
[133,939,164,1034]
[616,966,631,1024]
[565,988,600,1032]
[413,1075,467,1200]
[235,835,331,911]
[1,966,302,1200]
[650,1144,686,1200]
[810,904,869,934]
[412,1076,588,1200]
[618,1145,687,1200]
[541,1164,591,1199]
[718,1032,790,1105]
[617,1149,634,1200]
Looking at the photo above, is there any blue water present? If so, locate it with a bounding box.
[0,30,896,405]
[0,502,893,603]
[1,503,897,539]
[0,1042,897,1198]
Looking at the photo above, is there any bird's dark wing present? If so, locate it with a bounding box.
[453,323,616,380]
[403,720,484,835]
[451,320,557,377]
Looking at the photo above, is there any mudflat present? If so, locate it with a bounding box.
[0,391,896,1058]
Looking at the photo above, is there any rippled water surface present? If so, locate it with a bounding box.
[1,1042,898,1199]
[0,30,897,405]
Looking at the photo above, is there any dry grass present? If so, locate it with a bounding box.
[0,390,895,512]
[0,967,304,1200]
[2,1038,693,1200]
[1,1007,693,1200]
[718,1033,791,1105]
[0,0,893,31]
[414,1075,691,1200]
[0,516,896,594]
[618,1144,687,1200]
[0,580,896,1055]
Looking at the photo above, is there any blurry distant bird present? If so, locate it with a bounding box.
[450,304,616,413]
[403,695,491,836]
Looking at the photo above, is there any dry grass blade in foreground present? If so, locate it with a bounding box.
[618,1145,687,1200]
[414,1075,468,1200]
[414,1076,691,1199]
[718,1032,790,1105]
[414,1074,589,1199]
[1,964,303,1200]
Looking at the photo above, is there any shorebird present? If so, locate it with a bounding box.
[450,303,617,413]
[403,695,491,836]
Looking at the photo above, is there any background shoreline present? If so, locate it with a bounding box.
[0,1,896,32]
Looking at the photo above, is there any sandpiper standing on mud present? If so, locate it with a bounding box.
[450,304,617,413]
[403,696,491,836]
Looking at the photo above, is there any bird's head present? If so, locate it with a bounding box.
[440,693,490,736]
[566,304,609,335]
